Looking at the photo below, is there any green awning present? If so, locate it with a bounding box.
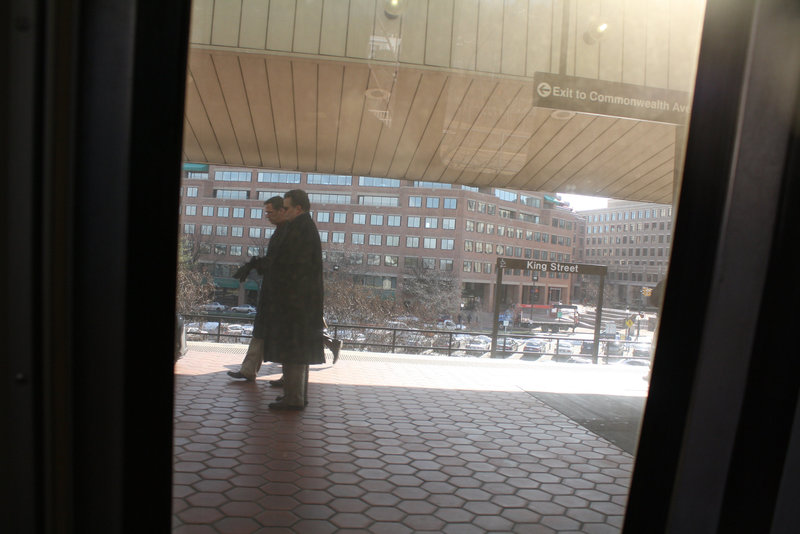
[244,280,259,290]
[214,277,240,289]
[183,163,209,172]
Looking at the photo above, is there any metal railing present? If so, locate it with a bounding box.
[182,314,652,364]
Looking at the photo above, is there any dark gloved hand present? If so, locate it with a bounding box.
[233,258,257,282]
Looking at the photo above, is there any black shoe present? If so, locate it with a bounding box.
[269,378,285,387]
[269,401,304,411]
[227,371,253,381]
[331,339,343,364]
[275,395,308,406]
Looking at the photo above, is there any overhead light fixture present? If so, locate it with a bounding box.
[384,0,405,19]
[551,110,576,120]
[365,88,391,101]
[583,22,609,45]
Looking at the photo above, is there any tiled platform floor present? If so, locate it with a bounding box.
[173,345,649,533]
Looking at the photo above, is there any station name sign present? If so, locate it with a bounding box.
[533,72,691,125]
[497,257,607,276]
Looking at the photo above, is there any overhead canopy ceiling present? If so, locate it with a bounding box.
[182,0,705,205]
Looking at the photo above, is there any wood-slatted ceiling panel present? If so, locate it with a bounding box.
[183,50,678,204]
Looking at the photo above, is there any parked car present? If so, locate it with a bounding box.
[631,342,652,358]
[437,319,465,330]
[230,304,256,314]
[466,335,492,351]
[519,338,545,360]
[202,302,227,312]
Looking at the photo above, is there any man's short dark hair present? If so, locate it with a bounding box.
[284,189,310,212]
[264,196,283,210]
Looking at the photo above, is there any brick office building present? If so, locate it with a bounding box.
[576,200,674,308]
[179,164,584,323]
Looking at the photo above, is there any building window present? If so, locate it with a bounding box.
[496,244,504,255]
[214,244,227,255]
[200,224,212,235]
[232,207,245,218]
[367,253,381,266]
[217,206,229,217]
[215,190,249,200]
[443,218,456,230]
[423,237,436,249]
[247,246,260,256]
[185,205,197,216]
[440,259,453,271]
[215,170,251,182]
[310,193,351,205]
[386,235,400,247]
[441,239,454,250]
[385,255,399,267]
[230,245,242,256]
[332,232,345,243]
[257,172,301,183]
[408,196,422,208]
[186,187,199,197]
[232,226,243,237]
[370,214,384,225]
[250,208,262,219]
[463,261,472,272]
[359,176,401,187]
[352,233,365,245]
[330,212,346,224]
[216,226,228,236]
[404,257,418,269]
[422,258,436,269]
[407,216,421,228]
[369,234,382,246]
[465,220,475,232]
[186,171,208,180]
[249,227,261,238]
[406,236,419,248]
[426,197,440,209]
[317,211,330,223]
[307,174,352,185]
[358,195,398,207]
[353,213,366,224]
[413,181,452,189]
[183,224,195,234]
[464,240,473,252]
[319,231,328,242]
[424,217,438,229]
[387,215,401,226]
[202,206,214,216]
[443,198,457,209]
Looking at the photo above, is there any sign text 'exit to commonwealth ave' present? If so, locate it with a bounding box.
[496,258,607,276]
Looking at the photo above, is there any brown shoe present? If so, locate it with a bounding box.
[269,378,285,387]
[268,401,304,411]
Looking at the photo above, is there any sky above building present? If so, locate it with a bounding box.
[558,193,609,211]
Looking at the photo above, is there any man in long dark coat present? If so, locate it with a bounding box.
[264,189,325,410]
[226,196,287,381]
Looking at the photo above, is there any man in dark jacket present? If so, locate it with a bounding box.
[264,189,326,410]
[226,196,288,381]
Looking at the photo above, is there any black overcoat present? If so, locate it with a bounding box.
[251,222,287,339]
[263,212,325,365]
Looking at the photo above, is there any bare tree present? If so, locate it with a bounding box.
[322,244,396,325]
[399,262,460,323]
[175,237,215,314]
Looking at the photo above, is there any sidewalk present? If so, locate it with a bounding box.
[173,345,648,533]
